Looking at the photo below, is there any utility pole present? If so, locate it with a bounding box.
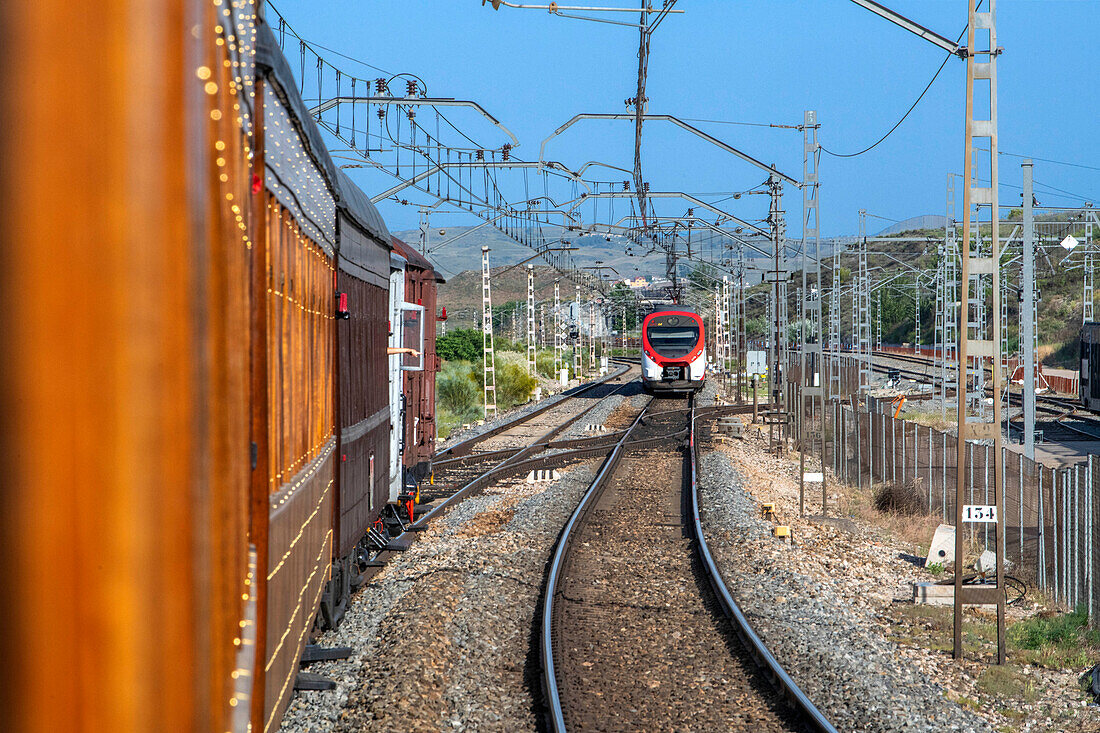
[954,0,1005,665]
[942,173,959,417]
[857,209,871,389]
[914,278,921,354]
[574,285,582,380]
[828,233,841,399]
[554,279,564,381]
[1022,159,1036,459]
[767,172,787,448]
[418,207,431,255]
[482,246,498,417]
[799,110,827,515]
[527,264,536,376]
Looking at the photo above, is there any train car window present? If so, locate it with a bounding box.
[646,320,700,358]
[400,304,425,371]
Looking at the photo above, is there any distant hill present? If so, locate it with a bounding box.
[876,215,948,236]
[438,264,565,329]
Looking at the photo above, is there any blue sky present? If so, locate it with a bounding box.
[270,0,1098,240]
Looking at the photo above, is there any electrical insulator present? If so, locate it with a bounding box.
[407,109,416,121]
[375,78,387,93]
[643,182,650,193]
[501,143,511,161]
[622,181,630,191]
[406,80,418,96]
[476,150,484,161]
[376,108,386,120]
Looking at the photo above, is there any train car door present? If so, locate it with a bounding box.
[388,254,406,502]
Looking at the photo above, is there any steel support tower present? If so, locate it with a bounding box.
[574,285,582,378]
[857,210,872,389]
[798,110,827,514]
[827,238,842,399]
[1021,160,1036,458]
[554,279,564,377]
[914,278,921,354]
[953,0,1006,664]
[941,177,959,414]
[527,264,537,376]
[482,246,498,417]
[767,173,788,445]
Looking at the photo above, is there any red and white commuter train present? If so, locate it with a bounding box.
[641,309,707,395]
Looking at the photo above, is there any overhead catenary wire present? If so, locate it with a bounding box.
[821,0,982,159]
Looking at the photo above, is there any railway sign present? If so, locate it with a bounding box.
[746,350,766,376]
[961,505,998,523]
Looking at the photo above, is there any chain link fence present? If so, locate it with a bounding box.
[787,354,1097,626]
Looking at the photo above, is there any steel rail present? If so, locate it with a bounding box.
[540,398,655,733]
[687,406,838,733]
[435,364,630,460]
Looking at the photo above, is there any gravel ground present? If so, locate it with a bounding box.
[278,461,600,733]
[697,446,996,733]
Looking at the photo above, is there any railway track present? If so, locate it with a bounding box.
[541,398,835,732]
[869,349,1100,442]
[362,366,651,580]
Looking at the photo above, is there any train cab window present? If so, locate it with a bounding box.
[646,318,699,358]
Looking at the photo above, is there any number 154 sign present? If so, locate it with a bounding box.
[962,505,998,523]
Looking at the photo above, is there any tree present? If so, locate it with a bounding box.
[436,328,482,362]
[608,283,640,333]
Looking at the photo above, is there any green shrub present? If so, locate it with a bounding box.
[437,361,481,415]
[496,361,538,409]
[536,350,562,379]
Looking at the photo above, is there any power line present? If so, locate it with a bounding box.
[821,1,980,158]
[267,1,394,76]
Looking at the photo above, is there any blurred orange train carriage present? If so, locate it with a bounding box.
[1,3,441,732]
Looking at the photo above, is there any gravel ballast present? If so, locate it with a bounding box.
[697,448,994,733]
[278,461,600,732]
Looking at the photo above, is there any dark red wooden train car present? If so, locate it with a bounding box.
[323,168,393,626]
[391,237,445,483]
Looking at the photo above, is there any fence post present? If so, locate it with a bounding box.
[1038,467,1045,592]
[1019,452,1024,569]
[901,417,906,485]
[1075,466,1081,609]
[928,425,933,512]
[1087,456,1094,623]
[942,431,948,522]
[856,401,862,490]
[892,417,897,485]
[914,422,919,490]
[984,444,990,549]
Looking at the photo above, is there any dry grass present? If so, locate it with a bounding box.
[900,406,956,433]
[837,479,943,556]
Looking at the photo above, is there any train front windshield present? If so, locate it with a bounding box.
[646,320,699,358]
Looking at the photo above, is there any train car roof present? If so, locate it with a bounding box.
[391,237,446,283]
[255,19,338,190]
[335,168,392,245]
